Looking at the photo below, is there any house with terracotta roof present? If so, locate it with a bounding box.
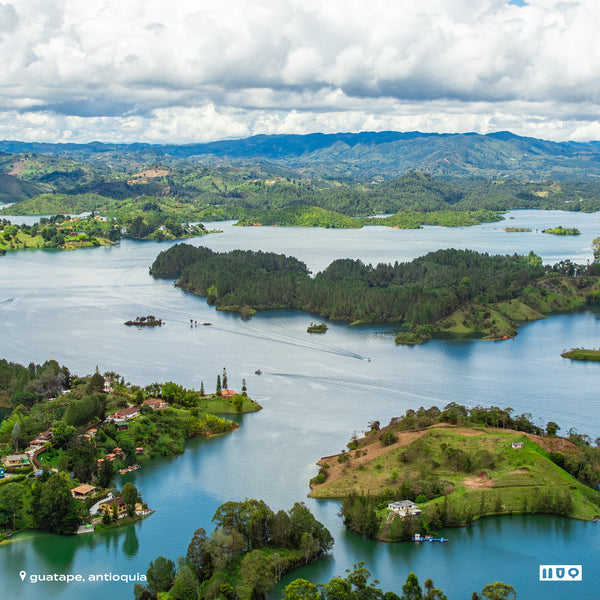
[2,454,29,470]
[143,398,168,410]
[220,389,237,399]
[71,484,97,501]
[106,406,138,428]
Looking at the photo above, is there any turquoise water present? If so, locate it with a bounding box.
[1,210,600,599]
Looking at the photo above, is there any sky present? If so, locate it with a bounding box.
[1,0,599,144]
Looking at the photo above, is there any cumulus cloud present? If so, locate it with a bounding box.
[0,0,599,142]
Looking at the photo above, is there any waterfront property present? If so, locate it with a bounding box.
[71,484,97,501]
[387,500,422,517]
[97,497,142,518]
[1,454,29,471]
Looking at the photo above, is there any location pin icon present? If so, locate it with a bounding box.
[19,571,26,581]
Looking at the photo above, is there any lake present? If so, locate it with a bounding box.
[1,210,600,600]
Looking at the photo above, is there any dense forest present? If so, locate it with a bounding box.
[135,499,333,600]
[151,243,582,326]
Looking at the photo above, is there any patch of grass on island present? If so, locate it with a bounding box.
[309,406,600,542]
[561,348,600,362]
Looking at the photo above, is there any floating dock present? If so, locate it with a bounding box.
[412,534,448,542]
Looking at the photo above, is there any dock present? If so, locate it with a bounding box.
[412,533,448,543]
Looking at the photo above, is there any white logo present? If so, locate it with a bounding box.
[539,565,582,581]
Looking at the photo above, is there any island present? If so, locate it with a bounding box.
[308,405,600,543]
[124,315,163,327]
[0,359,261,539]
[150,243,600,344]
[307,322,328,333]
[542,225,581,235]
[504,227,532,232]
[561,348,600,362]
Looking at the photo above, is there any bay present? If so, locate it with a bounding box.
[1,210,600,600]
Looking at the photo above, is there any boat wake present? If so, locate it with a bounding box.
[208,325,369,361]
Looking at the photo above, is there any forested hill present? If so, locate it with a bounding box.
[4,130,600,179]
[151,244,600,342]
[150,244,541,323]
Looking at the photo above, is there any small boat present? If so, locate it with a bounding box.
[203,322,212,326]
[255,369,262,375]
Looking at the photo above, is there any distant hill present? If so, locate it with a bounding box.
[0,173,48,203]
[3,131,600,180]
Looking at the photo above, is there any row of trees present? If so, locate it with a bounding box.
[281,561,516,600]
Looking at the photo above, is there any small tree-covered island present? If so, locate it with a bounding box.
[0,359,260,538]
[309,406,600,543]
[150,243,600,344]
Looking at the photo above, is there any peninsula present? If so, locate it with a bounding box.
[0,359,260,538]
[137,499,333,600]
[309,405,600,542]
[150,243,600,344]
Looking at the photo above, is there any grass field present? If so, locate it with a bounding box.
[310,425,600,525]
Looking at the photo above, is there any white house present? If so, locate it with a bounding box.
[387,500,422,517]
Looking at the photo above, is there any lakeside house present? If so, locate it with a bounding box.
[2,454,30,471]
[71,484,97,501]
[97,496,142,518]
[143,398,168,410]
[387,500,422,517]
[103,378,115,393]
[220,389,237,399]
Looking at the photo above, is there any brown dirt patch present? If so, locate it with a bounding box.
[312,429,427,493]
[131,168,169,179]
[523,433,577,453]
[7,160,26,176]
[463,474,493,490]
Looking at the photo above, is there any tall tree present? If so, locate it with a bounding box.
[122,482,140,517]
[480,582,517,600]
[30,473,80,534]
[146,556,176,596]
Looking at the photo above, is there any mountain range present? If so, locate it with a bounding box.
[2,130,600,180]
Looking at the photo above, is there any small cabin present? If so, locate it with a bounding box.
[511,442,524,450]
